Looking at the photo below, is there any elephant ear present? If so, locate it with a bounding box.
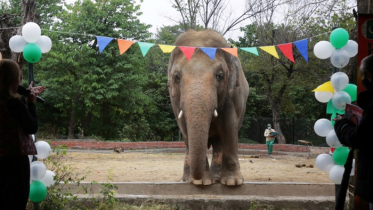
[167,52,176,97]
[227,55,241,97]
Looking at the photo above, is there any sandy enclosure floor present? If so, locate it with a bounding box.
[61,151,332,183]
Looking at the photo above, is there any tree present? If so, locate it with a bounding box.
[0,0,63,63]
[230,0,356,144]
[37,0,152,139]
[170,0,289,34]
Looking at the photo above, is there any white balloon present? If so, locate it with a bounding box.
[315,91,333,103]
[39,170,56,187]
[326,129,342,148]
[330,49,350,68]
[350,159,355,176]
[329,165,345,184]
[341,40,358,57]
[30,161,47,181]
[315,154,335,171]
[331,72,349,91]
[313,41,335,59]
[35,36,52,53]
[9,35,27,52]
[35,141,52,159]
[332,91,351,110]
[314,119,334,137]
[22,22,41,43]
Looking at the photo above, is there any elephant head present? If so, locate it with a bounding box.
[167,30,247,183]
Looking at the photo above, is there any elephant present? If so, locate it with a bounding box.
[167,29,249,186]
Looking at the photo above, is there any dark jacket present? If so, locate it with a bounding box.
[335,88,373,203]
[0,97,37,156]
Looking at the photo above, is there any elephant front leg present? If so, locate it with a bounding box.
[182,154,214,185]
[219,121,244,186]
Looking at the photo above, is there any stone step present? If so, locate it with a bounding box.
[74,194,336,210]
[65,181,335,197]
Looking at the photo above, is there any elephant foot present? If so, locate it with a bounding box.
[220,170,244,186]
[190,177,214,186]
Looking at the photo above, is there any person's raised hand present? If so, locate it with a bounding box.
[28,81,46,96]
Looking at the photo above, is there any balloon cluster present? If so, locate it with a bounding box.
[9,22,52,63]
[313,28,357,68]
[28,137,55,202]
[312,72,356,184]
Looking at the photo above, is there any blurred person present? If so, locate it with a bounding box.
[264,123,276,155]
[0,59,45,209]
[334,55,373,210]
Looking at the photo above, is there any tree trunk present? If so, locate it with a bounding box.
[268,96,286,144]
[0,0,38,64]
[68,106,76,139]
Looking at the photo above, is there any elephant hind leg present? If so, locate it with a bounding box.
[181,154,190,182]
[210,137,222,182]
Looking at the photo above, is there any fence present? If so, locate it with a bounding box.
[238,117,325,146]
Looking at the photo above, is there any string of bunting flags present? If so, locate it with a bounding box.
[97,35,310,63]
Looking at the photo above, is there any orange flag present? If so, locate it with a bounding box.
[221,48,238,57]
[117,39,134,55]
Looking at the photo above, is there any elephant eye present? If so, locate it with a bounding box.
[216,72,224,81]
[174,72,181,83]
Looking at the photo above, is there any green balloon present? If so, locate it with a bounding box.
[343,84,357,102]
[326,100,346,114]
[330,28,349,49]
[23,43,42,63]
[332,146,350,165]
[330,113,337,126]
[29,181,47,202]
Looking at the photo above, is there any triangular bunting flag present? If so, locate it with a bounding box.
[259,46,279,59]
[179,46,196,61]
[117,39,134,55]
[96,36,114,53]
[200,47,217,61]
[240,47,259,56]
[277,43,295,63]
[221,48,238,57]
[137,42,155,57]
[159,45,176,53]
[294,39,308,62]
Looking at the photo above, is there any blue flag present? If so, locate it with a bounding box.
[96,36,114,53]
[200,47,217,61]
[294,39,308,63]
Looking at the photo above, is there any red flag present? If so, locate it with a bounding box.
[277,43,295,63]
[179,46,196,61]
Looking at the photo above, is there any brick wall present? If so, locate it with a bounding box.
[50,140,312,153]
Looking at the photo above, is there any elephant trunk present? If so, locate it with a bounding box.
[182,86,216,180]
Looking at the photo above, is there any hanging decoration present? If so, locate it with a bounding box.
[94,34,312,63]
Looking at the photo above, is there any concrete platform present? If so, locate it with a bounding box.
[63,182,337,209]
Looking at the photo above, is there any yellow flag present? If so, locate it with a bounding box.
[312,81,334,93]
[259,46,279,59]
[159,45,176,53]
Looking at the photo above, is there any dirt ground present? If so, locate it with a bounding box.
[61,151,332,183]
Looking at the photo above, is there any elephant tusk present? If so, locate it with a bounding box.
[178,110,183,119]
[214,110,218,117]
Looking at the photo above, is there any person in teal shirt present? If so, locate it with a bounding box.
[264,124,276,155]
